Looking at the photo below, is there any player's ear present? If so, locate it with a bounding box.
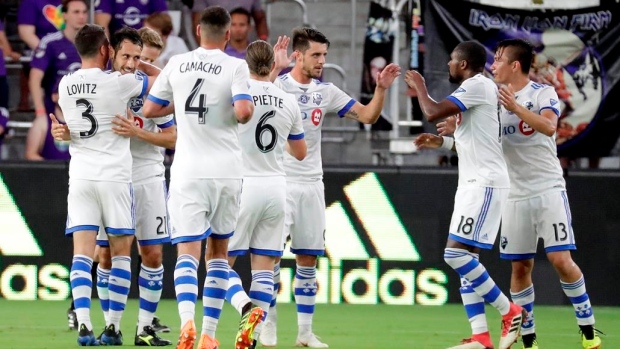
[196,24,201,41]
[224,28,231,42]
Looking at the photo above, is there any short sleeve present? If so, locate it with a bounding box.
[327,83,356,118]
[17,0,36,25]
[30,39,52,71]
[231,61,252,103]
[95,0,112,14]
[288,102,304,140]
[537,86,561,117]
[154,114,175,129]
[118,72,148,100]
[446,78,490,112]
[147,62,174,106]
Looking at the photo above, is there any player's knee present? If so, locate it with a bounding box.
[511,260,533,279]
[140,248,163,268]
[98,247,112,269]
[296,254,318,267]
[547,251,576,272]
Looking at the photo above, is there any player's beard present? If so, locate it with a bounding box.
[303,63,322,79]
[448,72,460,84]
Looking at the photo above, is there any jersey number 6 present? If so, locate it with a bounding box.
[255,110,278,153]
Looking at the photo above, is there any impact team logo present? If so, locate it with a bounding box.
[0,175,70,300]
[280,173,449,306]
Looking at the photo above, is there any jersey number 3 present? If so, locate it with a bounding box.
[77,98,98,138]
[255,110,278,153]
[185,78,208,124]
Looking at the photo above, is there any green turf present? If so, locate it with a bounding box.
[0,299,617,348]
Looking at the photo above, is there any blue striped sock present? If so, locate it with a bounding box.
[511,284,535,335]
[294,265,316,333]
[249,270,275,321]
[138,264,164,331]
[265,263,280,324]
[71,255,94,331]
[108,256,131,329]
[174,254,199,326]
[460,257,488,334]
[96,265,110,324]
[225,269,251,315]
[445,248,510,315]
[561,276,595,325]
[201,259,229,337]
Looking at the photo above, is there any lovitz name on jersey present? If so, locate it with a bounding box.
[66,83,97,95]
[179,61,222,75]
[252,94,284,108]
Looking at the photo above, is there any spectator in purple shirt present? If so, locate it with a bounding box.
[29,0,86,120]
[192,0,268,44]
[95,0,168,37]
[17,0,64,112]
[224,7,251,59]
[0,20,22,110]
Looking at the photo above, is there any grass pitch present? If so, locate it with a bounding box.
[0,300,617,348]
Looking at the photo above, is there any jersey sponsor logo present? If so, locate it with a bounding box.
[311,108,323,126]
[301,111,308,120]
[299,94,309,104]
[134,116,144,129]
[519,120,535,136]
[312,92,323,106]
[122,7,142,27]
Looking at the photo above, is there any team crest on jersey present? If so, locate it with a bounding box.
[311,108,323,126]
[299,94,310,104]
[500,236,508,250]
[312,92,323,106]
[524,101,534,110]
[129,97,143,113]
[453,87,466,96]
[519,120,535,136]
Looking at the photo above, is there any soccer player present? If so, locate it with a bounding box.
[421,39,603,349]
[57,23,160,346]
[256,28,400,348]
[226,40,307,349]
[408,41,524,349]
[143,6,254,349]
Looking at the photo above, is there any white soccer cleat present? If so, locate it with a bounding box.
[295,333,329,348]
[259,321,277,347]
[499,303,525,349]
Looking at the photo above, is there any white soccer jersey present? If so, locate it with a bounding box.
[239,80,304,177]
[128,71,175,185]
[274,73,355,181]
[448,74,510,188]
[147,48,252,180]
[501,81,565,199]
[58,68,147,182]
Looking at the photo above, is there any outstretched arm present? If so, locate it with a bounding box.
[404,70,461,123]
[344,63,401,124]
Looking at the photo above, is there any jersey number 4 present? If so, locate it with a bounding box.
[255,110,278,153]
[185,78,208,124]
[77,98,98,138]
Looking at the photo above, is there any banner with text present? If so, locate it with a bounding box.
[425,0,620,157]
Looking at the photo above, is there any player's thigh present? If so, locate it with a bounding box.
[167,179,211,244]
[66,179,101,236]
[500,198,538,260]
[134,181,170,246]
[535,190,577,253]
[289,181,326,255]
[249,178,287,257]
[209,178,242,239]
[448,186,507,250]
[98,182,135,236]
[228,181,263,256]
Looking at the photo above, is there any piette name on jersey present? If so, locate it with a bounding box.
[66,83,97,95]
[252,94,284,108]
[179,61,222,75]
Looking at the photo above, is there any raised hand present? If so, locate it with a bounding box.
[376,63,402,89]
[498,83,518,112]
[49,113,70,141]
[414,133,443,149]
[437,116,457,136]
[404,70,426,89]
[272,35,295,70]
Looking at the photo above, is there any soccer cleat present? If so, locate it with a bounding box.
[100,324,123,346]
[135,325,173,346]
[235,305,265,349]
[499,303,526,349]
[523,339,539,349]
[295,333,329,348]
[259,321,277,347]
[197,333,220,349]
[175,320,197,349]
[68,307,79,331]
[77,324,100,346]
[521,333,538,349]
[152,315,171,333]
[580,327,603,349]
[447,332,494,349]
